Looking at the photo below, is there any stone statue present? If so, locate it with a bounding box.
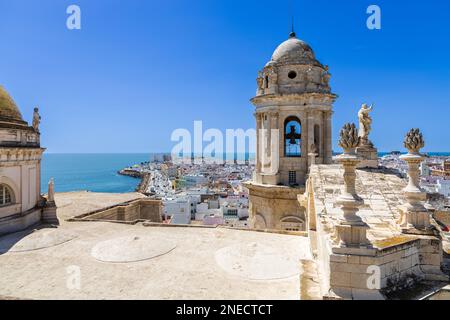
[404,128,425,154]
[310,143,317,155]
[256,71,264,90]
[48,178,55,203]
[321,65,331,87]
[269,68,278,85]
[32,107,41,133]
[358,104,373,147]
[338,123,360,154]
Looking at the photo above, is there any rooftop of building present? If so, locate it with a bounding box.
[0,191,311,300]
[308,164,450,251]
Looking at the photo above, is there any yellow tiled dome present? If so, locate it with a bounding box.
[0,85,23,121]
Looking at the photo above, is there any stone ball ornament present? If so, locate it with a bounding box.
[404,128,425,154]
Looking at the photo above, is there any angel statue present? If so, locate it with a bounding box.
[358,103,374,147]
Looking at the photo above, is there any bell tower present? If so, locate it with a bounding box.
[244,31,337,231]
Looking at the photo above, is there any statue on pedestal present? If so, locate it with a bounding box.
[32,107,41,133]
[48,178,55,203]
[321,65,331,87]
[42,177,59,225]
[256,71,264,94]
[358,104,373,147]
[356,104,378,168]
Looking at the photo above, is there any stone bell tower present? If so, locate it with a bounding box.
[244,31,337,231]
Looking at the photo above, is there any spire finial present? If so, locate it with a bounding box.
[289,1,296,38]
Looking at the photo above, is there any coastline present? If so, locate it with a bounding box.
[117,168,151,194]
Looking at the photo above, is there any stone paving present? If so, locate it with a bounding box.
[311,165,408,243]
[0,192,311,300]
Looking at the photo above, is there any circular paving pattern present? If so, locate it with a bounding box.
[214,242,300,280]
[91,235,177,263]
[0,228,77,254]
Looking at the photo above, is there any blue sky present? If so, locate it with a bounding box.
[0,0,449,153]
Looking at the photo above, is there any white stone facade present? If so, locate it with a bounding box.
[0,85,51,235]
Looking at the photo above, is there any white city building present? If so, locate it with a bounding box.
[163,197,192,225]
[436,179,450,198]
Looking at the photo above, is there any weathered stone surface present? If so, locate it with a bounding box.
[307,164,447,299]
[0,207,311,300]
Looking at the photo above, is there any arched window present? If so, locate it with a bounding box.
[284,116,302,157]
[0,184,13,206]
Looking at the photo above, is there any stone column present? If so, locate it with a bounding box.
[335,123,370,248]
[255,113,262,174]
[399,129,432,233]
[265,113,270,159]
[270,111,279,164]
[323,110,333,164]
[307,111,315,166]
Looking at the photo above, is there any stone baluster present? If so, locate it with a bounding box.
[335,123,370,247]
[398,129,432,233]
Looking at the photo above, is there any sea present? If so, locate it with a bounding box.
[41,152,450,194]
[41,154,151,194]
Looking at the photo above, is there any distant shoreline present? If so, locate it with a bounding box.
[43,152,450,156]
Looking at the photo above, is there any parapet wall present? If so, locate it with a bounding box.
[74,199,162,223]
[306,164,448,300]
[327,236,443,299]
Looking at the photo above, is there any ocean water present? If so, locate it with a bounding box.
[41,154,151,193]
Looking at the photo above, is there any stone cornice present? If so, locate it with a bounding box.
[251,92,338,108]
[243,181,305,200]
[0,147,45,163]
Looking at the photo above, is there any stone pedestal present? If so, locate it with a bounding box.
[256,173,280,185]
[356,145,378,169]
[42,201,59,225]
[398,153,432,234]
[335,194,370,247]
[334,153,371,248]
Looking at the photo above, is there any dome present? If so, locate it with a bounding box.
[0,85,24,122]
[269,33,318,66]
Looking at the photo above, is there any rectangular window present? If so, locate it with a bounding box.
[289,171,296,185]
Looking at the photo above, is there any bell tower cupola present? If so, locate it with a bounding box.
[253,31,337,186]
[244,30,337,231]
